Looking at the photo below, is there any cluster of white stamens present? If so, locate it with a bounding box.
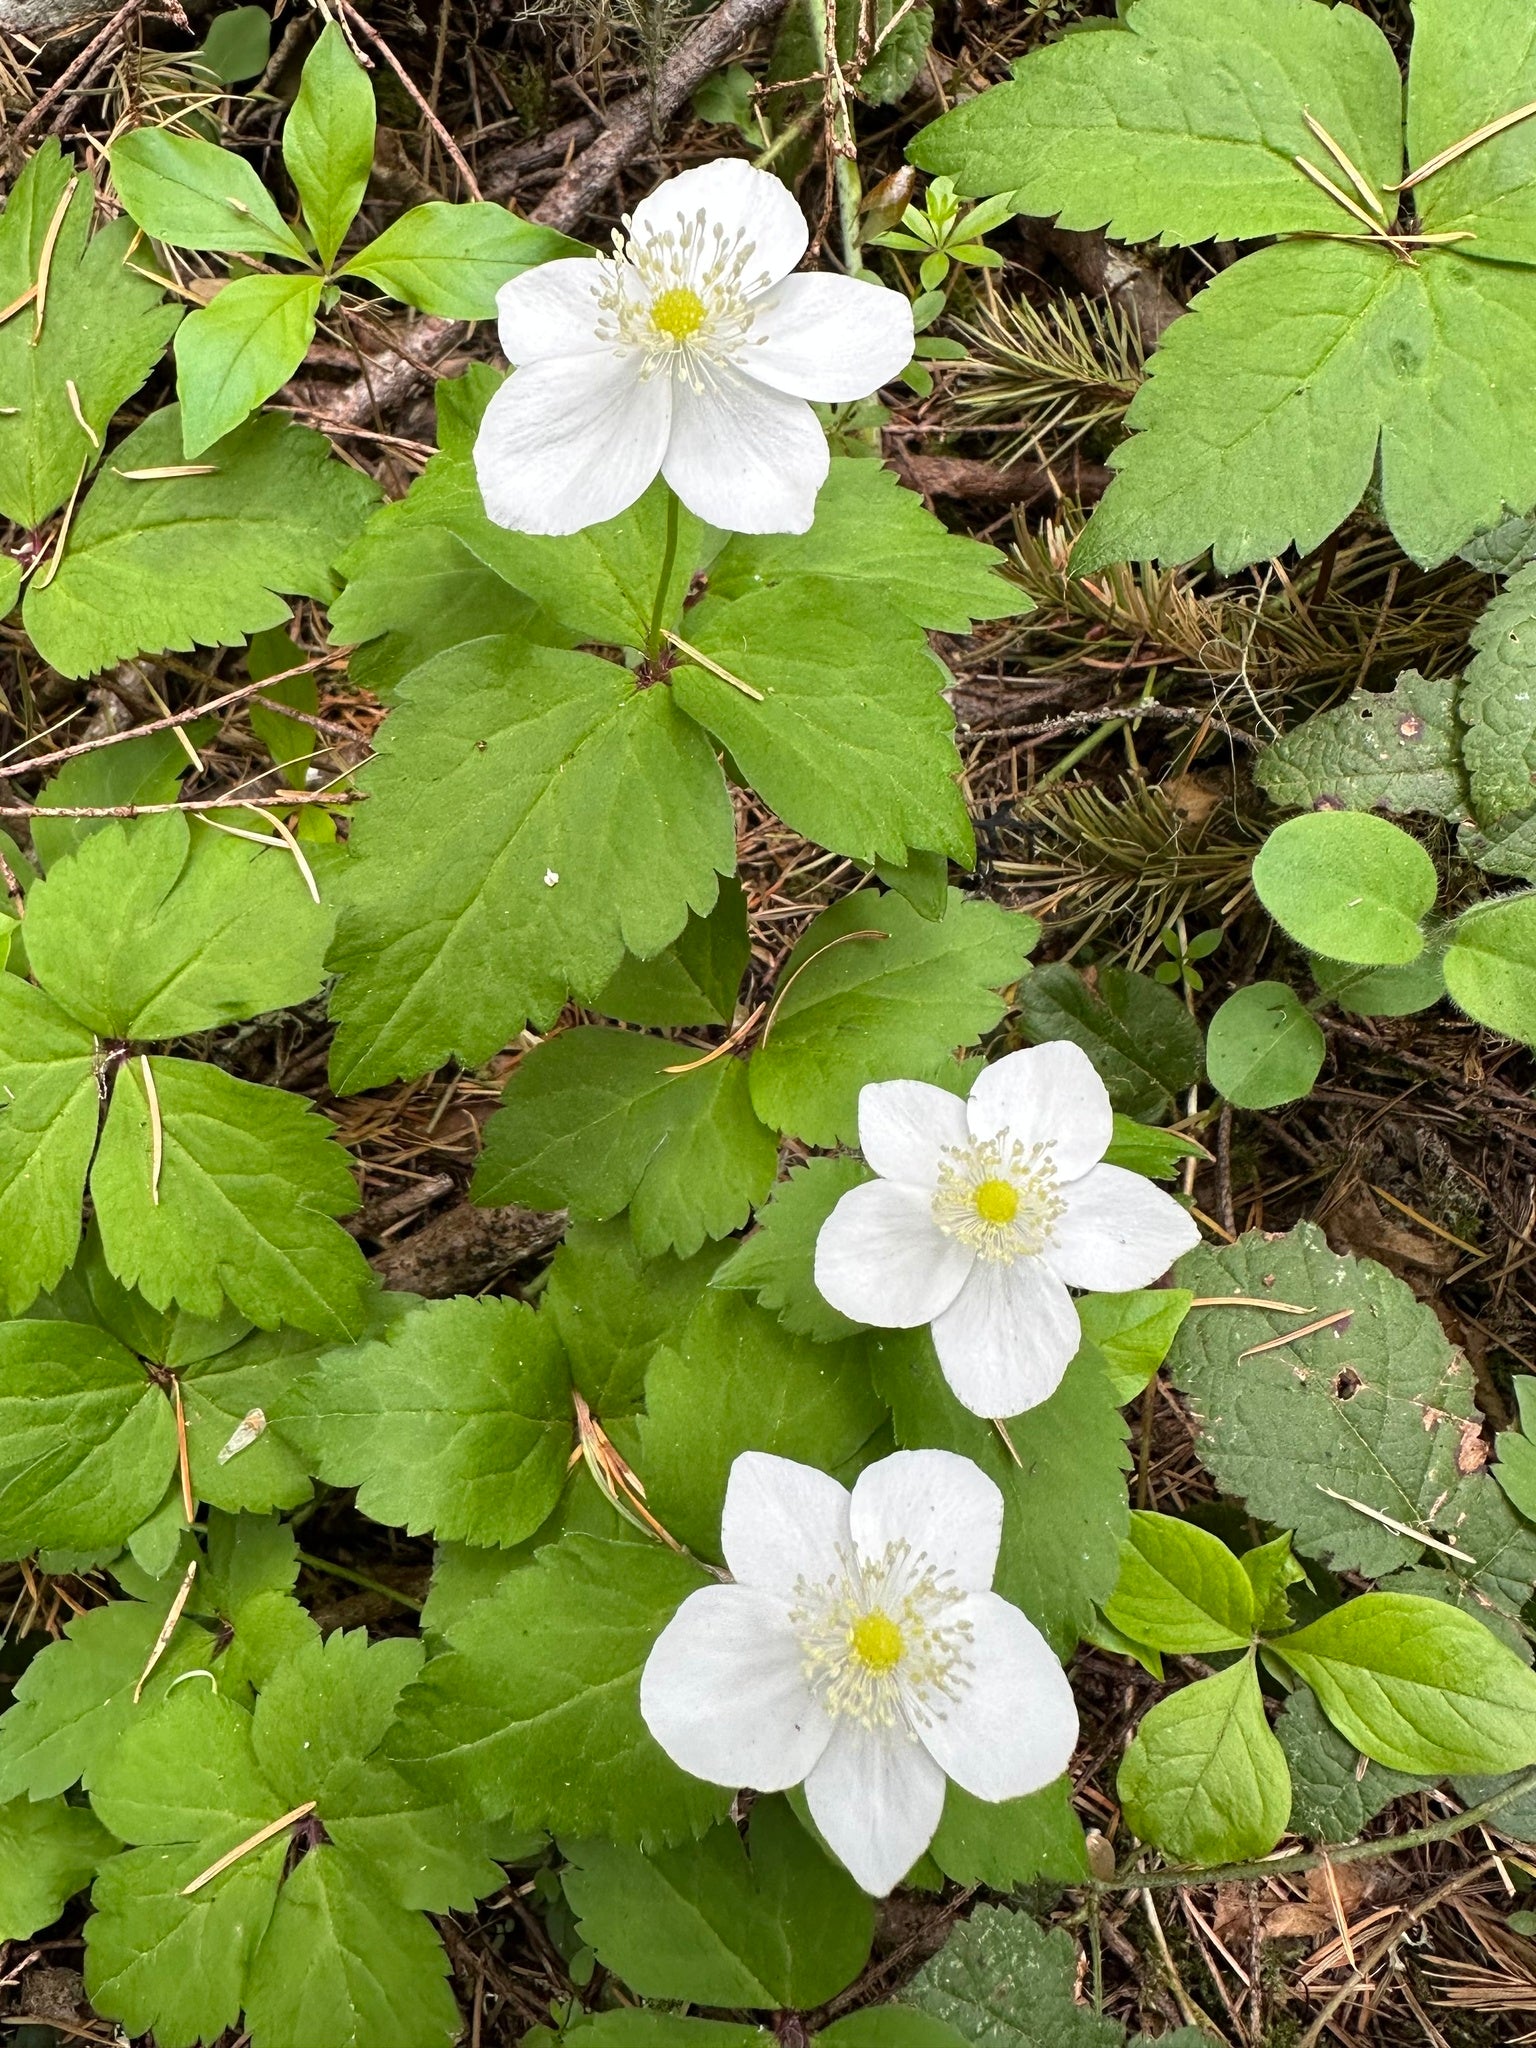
[593,206,770,388]
[930,1134,1066,1262]
[789,1538,973,1733]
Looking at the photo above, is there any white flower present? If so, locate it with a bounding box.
[814,1042,1201,1419]
[473,158,914,538]
[640,1448,1077,1895]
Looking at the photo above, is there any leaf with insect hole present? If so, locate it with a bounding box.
[1253,672,1472,822]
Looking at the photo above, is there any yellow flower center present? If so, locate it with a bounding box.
[973,1178,1019,1225]
[850,1610,904,1672]
[649,286,708,341]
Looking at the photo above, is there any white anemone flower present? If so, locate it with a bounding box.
[640,1448,1078,1896]
[473,158,914,537]
[814,1042,1201,1419]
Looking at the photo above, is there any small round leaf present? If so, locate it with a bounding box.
[1252,812,1436,965]
[1206,982,1324,1109]
[1444,893,1536,1044]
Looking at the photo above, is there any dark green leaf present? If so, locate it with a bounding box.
[1017,963,1202,1122]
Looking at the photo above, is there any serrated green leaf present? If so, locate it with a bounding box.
[563,1797,874,2007]
[321,1755,508,1913]
[748,890,1035,1145]
[900,1905,1122,2048]
[1276,1685,1431,1843]
[1253,673,1470,821]
[1118,1654,1290,1865]
[928,1775,1089,1890]
[253,1632,422,1810]
[1206,980,1325,1109]
[183,1332,318,1515]
[1254,811,1436,965]
[1103,1511,1255,1655]
[327,639,735,1090]
[282,1295,572,1545]
[909,0,1401,244]
[1076,1289,1192,1404]
[1427,1471,1536,1638]
[0,1795,118,1940]
[473,1029,776,1260]
[0,977,97,1314]
[24,408,378,679]
[1461,806,1536,882]
[1017,963,1202,1122]
[1454,568,1536,825]
[387,1528,730,1846]
[174,272,323,457]
[713,1156,874,1342]
[1407,0,1536,267]
[1445,891,1536,1042]
[545,1220,729,1414]
[596,879,751,1028]
[0,144,180,528]
[24,810,332,1039]
[91,1055,371,1340]
[1272,1591,1536,1774]
[109,128,309,260]
[283,21,375,267]
[343,202,584,317]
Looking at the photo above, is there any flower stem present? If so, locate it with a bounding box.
[646,489,682,662]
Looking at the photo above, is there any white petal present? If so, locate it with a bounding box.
[746,273,914,400]
[473,351,669,536]
[858,1079,970,1189]
[814,1180,973,1328]
[848,1450,1003,1593]
[1045,1164,1202,1292]
[919,1591,1079,1801]
[930,1257,1080,1419]
[721,1451,851,1599]
[494,258,607,365]
[965,1043,1113,1181]
[630,159,808,290]
[640,1584,832,1790]
[663,368,828,533]
[805,1719,946,1895]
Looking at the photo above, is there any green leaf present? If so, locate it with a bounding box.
[1102,1114,1204,1181]
[1253,673,1471,822]
[900,1905,1123,2048]
[473,1029,776,1260]
[174,272,323,456]
[1310,944,1448,1020]
[1276,1686,1431,1843]
[344,203,584,318]
[199,7,272,83]
[1166,1224,1482,1577]
[1271,1591,1536,1774]
[673,579,974,868]
[91,1055,371,1340]
[1117,1654,1291,1865]
[749,890,1034,1145]
[0,556,17,619]
[708,458,1029,634]
[713,1156,874,1343]
[875,846,950,922]
[1254,811,1436,965]
[1444,892,1536,1043]
[0,977,98,1313]
[1241,1532,1306,1636]
[1103,1511,1255,1655]
[874,1338,1129,1656]
[596,880,751,1028]
[563,1797,874,2007]
[283,21,375,267]
[386,1528,731,1847]
[909,0,1402,244]
[1076,1289,1192,1404]
[326,639,735,1090]
[182,1325,325,1517]
[0,144,180,529]
[635,1292,889,1559]
[0,1794,117,1940]
[928,1776,1089,1890]
[1460,806,1536,883]
[564,2019,766,2048]
[1016,963,1202,1122]
[1205,981,1326,1109]
[283,1296,572,1545]
[109,128,310,260]
[24,407,378,680]
[545,1220,729,1414]
[1407,0,1536,267]
[823,2016,970,2048]
[1496,1422,1536,1523]
[24,810,332,1039]
[30,728,201,872]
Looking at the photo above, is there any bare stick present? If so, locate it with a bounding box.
[0,791,361,818]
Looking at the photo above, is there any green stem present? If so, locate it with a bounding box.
[646,489,681,662]
[296,1548,424,1613]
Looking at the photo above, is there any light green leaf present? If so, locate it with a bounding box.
[0,977,97,1314]
[1253,672,1471,821]
[545,1220,730,1414]
[174,272,323,456]
[713,1156,874,1343]
[1241,1532,1306,1636]
[1253,811,1435,965]
[1272,1591,1536,1774]
[1118,1654,1291,1865]
[252,1631,423,1813]
[282,1295,572,1545]
[283,21,375,267]
[1444,892,1536,1042]
[1496,1422,1536,1522]
[1206,980,1326,1109]
[0,1794,117,1940]
[386,1528,731,1847]
[91,1055,372,1340]
[875,846,951,922]
[909,0,1401,243]
[900,1905,1123,2048]
[30,727,202,872]
[0,557,17,619]
[748,890,1035,1146]
[182,1325,324,1517]
[1103,1511,1255,1655]
[109,128,310,260]
[1408,0,1536,266]
[563,1797,874,2007]
[1310,944,1448,1021]
[24,407,378,679]
[321,1756,508,1913]
[1276,1685,1432,1843]
[1017,962,1202,1122]
[1102,1114,1205,1181]
[472,1029,776,1260]
[928,1776,1089,1890]
[343,202,584,317]
[326,639,735,1091]
[1076,1289,1192,1404]
[596,880,751,1029]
